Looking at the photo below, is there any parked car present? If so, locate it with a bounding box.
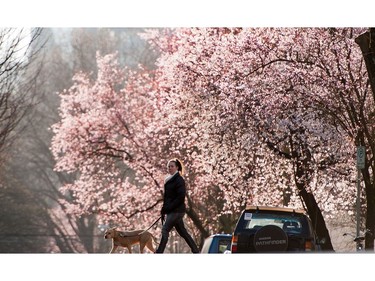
[231,205,319,253]
[201,234,232,253]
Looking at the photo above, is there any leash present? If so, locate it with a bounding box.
[116,216,163,238]
[139,216,163,235]
[138,215,162,235]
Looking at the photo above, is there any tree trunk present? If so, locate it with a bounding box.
[291,140,335,251]
[186,194,210,248]
[355,28,375,100]
[299,188,335,251]
[355,28,375,251]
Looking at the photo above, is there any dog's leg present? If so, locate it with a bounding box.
[109,244,118,253]
[126,245,132,254]
[151,234,159,245]
[146,239,155,253]
[139,242,145,253]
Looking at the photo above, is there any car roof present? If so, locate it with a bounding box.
[245,205,306,214]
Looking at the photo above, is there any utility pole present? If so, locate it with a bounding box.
[356,146,365,251]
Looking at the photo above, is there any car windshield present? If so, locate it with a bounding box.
[243,212,307,235]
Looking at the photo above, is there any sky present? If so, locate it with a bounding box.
[1,0,375,27]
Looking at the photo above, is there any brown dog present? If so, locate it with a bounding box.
[104,227,157,253]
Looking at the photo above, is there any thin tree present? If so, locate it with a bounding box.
[0,28,42,162]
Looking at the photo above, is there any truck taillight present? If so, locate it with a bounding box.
[231,235,238,253]
[305,240,313,251]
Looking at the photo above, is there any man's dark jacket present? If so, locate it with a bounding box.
[162,172,186,214]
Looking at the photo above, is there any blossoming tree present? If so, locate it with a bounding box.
[52,28,374,250]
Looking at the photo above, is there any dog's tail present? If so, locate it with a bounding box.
[151,234,160,245]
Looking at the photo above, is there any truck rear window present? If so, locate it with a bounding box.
[242,212,308,235]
